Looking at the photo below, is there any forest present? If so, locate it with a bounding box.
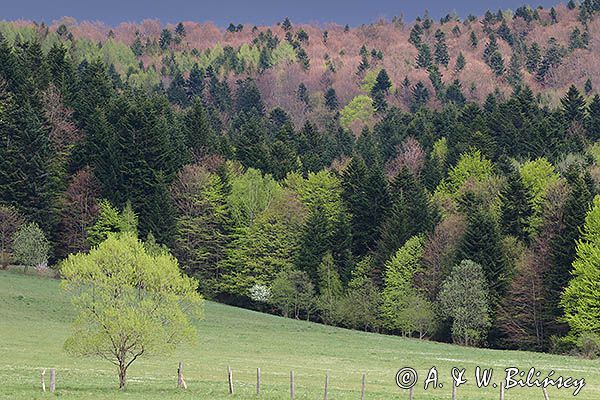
[2,1,600,356]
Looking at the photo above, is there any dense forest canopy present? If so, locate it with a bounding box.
[3,0,600,354]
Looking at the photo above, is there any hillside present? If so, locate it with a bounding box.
[1,2,599,129]
[0,269,598,400]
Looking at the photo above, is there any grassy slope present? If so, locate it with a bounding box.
[0,270,599,400]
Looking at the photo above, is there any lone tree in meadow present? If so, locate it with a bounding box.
[61,233,203,389]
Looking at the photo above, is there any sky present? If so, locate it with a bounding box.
[2,0,564,27]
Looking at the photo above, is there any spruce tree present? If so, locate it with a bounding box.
[167,72,189,106]
[456,207,508,304]
[434,29,449,67]
[0,95,54,233]
[588,94,600,141]
[371,69,392,96]
[324,87,339,111]
[182,98,215,157]
[470,31,478,48]
[455,52,466,73]
[416,44,432,69]
[489,51,505,76]
[296,205,331,283]
[376,168,432,266]
[561,85,587,124]
[186,63,205,100]
[297,121,325,173]
[500,169,534,242]
[585,78,593,95]
[411,81,430,111]
[342,156,389,257]
[232,112,270,171]
[483,34,499,64]
[526,43,541,73]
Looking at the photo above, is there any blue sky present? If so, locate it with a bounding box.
[2,0,564,27]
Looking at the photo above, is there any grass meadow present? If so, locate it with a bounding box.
[1,269,599,399]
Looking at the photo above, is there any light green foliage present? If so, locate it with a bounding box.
[431,137,449,165]
[200,43,225,67]
[519,158,560,208]
[561,196,600,338]
[72,38,102,64]
[360,68,381,93]
[0,22,38,44]
[434,149,496,213]
[436,149,494,196]
[238,43,260,71]
[101,39,139,75]
[519,158,561,233]
[288,170,345,222]
[587,142,600,165]
[381,236,434,337]
[61,233,203,389]
[227,168,283,228]
[87,200,138,247]
[339,95,375,129]
[316,252,343,325]
[12,222,50,269]
[271,42,297,64]
[220,190,306,297]
[174,51,200,74]
[126,68,161,91]
[439,259,491,346]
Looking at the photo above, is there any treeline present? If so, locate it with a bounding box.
[1,1,600,129]
[2,33,600,355]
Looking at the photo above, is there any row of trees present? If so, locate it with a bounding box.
[2,33,600,354]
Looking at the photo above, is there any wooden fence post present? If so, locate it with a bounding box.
[361,372,366,400]
[543,387,550,400]
[177,361,187,389]
[228,366,234,395]
[50,368,56,393]
[324,371,329,400]
[257,367,261,396]
[41,369,46,392]
[290,370,294,400]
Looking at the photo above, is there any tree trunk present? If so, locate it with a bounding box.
[119,365,127,390]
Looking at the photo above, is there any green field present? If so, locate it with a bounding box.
[1,270,599,400]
